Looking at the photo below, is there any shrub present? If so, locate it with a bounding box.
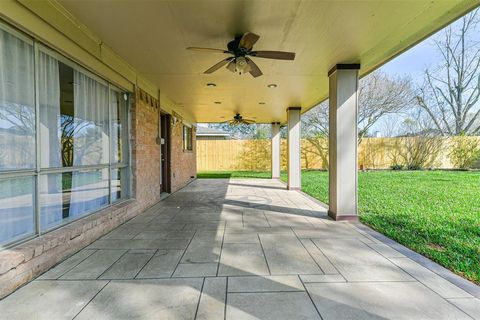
[394,136,443,170]
[449,134,480,169]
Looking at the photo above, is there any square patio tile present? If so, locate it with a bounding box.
[38,249,96,279]
[75,278,203,320]
[181,240,222,263]
[228,275,304,292]
[218,243,269,276]
[172,262,218,277]
[0,280,107,320]
[389,257,472,298]
[306,282,472,320]
[99,251,154,279]
[136,250,183,278]
[223,233,259,244]
[448,298,480,320]
[60,249,126,280]
[196,277,227,320]
[226,292,321,320]
[312,238,413,281]
[259,234,322,275]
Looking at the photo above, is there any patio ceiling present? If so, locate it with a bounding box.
[59,0,478,123]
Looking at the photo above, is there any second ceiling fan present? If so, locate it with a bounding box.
[187,32,295,77]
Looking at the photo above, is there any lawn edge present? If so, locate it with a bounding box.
[278,176,480,296]
[353,222,480,297]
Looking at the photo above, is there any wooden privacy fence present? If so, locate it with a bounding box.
[196,137,480,171]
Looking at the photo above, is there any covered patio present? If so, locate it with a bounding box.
[1,0,480,317]
[0,178,477,319]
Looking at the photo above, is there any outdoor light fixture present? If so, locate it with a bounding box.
[187,32,295,78]
[206,83,216,87]
[267,83,277,88]
[235,56,252,74]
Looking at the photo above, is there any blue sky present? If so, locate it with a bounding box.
[379,40,437,79]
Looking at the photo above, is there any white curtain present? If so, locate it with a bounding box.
[70,71,109,217]
[72,71,109,166]
[38,51,63,228]
[110,90,121,164]
[0,28,35,170]
[39,52,61,167]
[0,28,35,241]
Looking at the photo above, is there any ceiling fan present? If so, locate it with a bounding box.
[226,113,255,125]
[187,32,295,77]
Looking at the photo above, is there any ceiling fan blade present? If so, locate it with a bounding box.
[226,60,236,72]
[204,57,234,74]
[245,58,263,78]
[239,32,260,50]
[243,119,255,124]
[250,51,295,60]
[187,47,230,53]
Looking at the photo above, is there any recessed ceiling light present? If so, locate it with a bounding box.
[206,83,217,87]
[214,101,222,104]
[259,102,266,105]
[267,84,277,88]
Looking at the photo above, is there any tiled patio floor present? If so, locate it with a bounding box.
[1,179,479,319]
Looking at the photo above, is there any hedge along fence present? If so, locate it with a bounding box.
[196,137,480,171]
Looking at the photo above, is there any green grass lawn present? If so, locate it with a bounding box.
[198,169,480,284]
[197,171,272,179]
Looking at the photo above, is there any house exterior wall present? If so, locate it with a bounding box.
[0,85,197,299]
[131,88,161,207]
[171,124,197,192]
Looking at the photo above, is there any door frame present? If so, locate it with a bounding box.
[160,113,171,193]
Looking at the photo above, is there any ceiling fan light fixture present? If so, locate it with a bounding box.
[188,32,295,78]
[267,83,277,88]
[235,57,251,74]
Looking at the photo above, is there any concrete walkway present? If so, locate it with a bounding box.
[1,179,479,319]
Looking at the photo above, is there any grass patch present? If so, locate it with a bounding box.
[197,171,272,179]
[200,169,480,283]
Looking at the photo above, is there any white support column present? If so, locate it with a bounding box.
[287,107,301,190]
[328,64,360,221]
[271,122,281,179]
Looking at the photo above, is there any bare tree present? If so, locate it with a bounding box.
[301,70,413,159]
[358,71,413,140]
[206,123,271,139]
[389,110,443,169]
[416,9,480,135]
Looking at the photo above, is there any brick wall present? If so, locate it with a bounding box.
[170,123,197,192]
[0,87,197,298]
[130,88,161,207]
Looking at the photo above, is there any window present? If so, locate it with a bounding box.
[110,89,129,202]
[0,27,35,171]
[0,22,131,246]
[0,25,36,246]
[0,177,35,245]
[39,169,109,231]
[183,125,193,151]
